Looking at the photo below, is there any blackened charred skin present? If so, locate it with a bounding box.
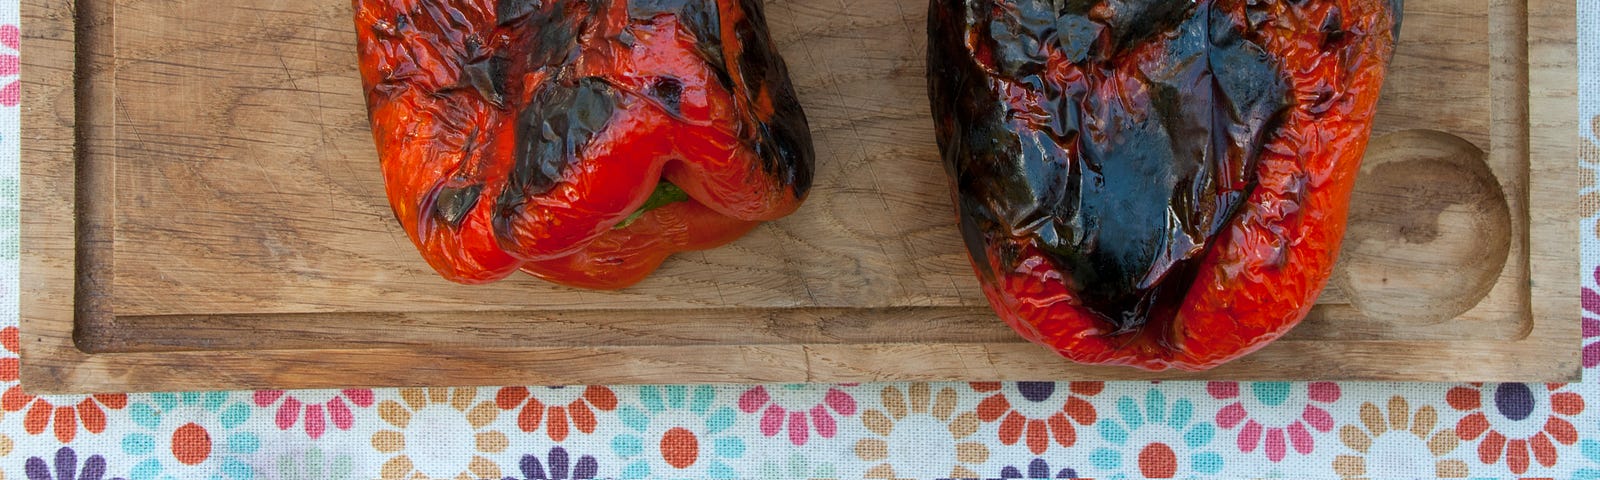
[493,77,618,238]
[495,0,535,25]
[433,183,483,227]
[629,0,725,68]
[499,0,597,67]
[459,53,509,106]
[929,0,1292,333]
[478,0,810,244]
[497,0,812,199]
[1097,0,1194,52]
[928,1,1000,280]
[986,0,1055,77]
[648,76,685,116]
[1388,0,1404,40]
[725,0,814,197]
[513,77,617,196]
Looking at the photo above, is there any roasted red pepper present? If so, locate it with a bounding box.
[355,0,813,288]
[928,0,1401,370]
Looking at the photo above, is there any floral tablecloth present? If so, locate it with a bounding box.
[2,3,1599,479]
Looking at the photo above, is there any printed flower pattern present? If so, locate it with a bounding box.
[0,433,12,470]
[0,327,128,444]
[253,389,374,439]
[1448,383,1582,474]
[973,381,1101,454]
[0,390,126,445]
[1584,264,1600,368]
[1090,389,1224,479]
[371,387,506,480]
[1575,439,1600,480]
[1584,112,1600,239]
[611,385,744,479]
[0,176,15,263]
[25,447,126,480]
[1332,396,1466,478]
[495,386,617,441]
[998,458,1079,479]
[502,447,600,480]
[0,326,16,382]
[855,383,987,479]
[0,324,24,460]
[1209,381,1339,461]
[121,392,259,480]
[0,24,16,107]
[738,384,858,446]
[272,446,354,480]
[758,452,837,480]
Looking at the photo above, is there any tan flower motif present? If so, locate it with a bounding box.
[370,387,506,480]
[0,433,11,480]
[1332,396,1467,479]
[854,383,987,479]
[1582,112,1600,237]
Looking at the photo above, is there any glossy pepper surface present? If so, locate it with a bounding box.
[355,0,813,288]
[928,0,1402,370]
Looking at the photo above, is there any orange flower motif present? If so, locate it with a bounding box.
[371,387,506,480]
[495,386,617,441]
[972,381,1101,454]
[0,326,17,382]
[1447,383,1583,475]
[0,326,127,443]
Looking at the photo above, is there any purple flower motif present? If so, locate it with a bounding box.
[999,458,1079,479]
[26,447,125,480]
[501,447,599,480]
[1583,264,1600,367]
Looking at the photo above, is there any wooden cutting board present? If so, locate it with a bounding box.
[20,0,1579,393]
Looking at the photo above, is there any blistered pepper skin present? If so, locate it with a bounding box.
[355,0,813,288]
[928,0,1401,370]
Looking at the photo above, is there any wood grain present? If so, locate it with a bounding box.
[19,0,1580,393]
[1333,130,1513,323]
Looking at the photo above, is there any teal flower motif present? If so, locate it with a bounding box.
[1575,440,1600,480]
[1090,389,1224,479]
[610,385,744,479]
[273,446,354,480]
[0,176,18,261]
[759,452,836,479]
[120,392,259,480]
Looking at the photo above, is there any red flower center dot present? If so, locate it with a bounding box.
[660,427,699,469]
[1138,442,1178,479]
[171,422,212,465]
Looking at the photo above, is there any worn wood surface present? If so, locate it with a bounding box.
[20,0,1580,393]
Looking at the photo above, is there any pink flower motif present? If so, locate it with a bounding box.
[1209,381,1339,462]
[0,24,17,107]
[1582,264,1600,368]
[253,389,375,439]
[738,385,857,446]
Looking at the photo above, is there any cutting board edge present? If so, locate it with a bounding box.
[16,0,1584,393]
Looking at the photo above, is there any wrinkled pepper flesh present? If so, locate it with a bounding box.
[928,0,1402,370]
[355,0,813,288]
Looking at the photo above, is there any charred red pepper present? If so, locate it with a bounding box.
[355,0,813,288]
[928,0,1402,370]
